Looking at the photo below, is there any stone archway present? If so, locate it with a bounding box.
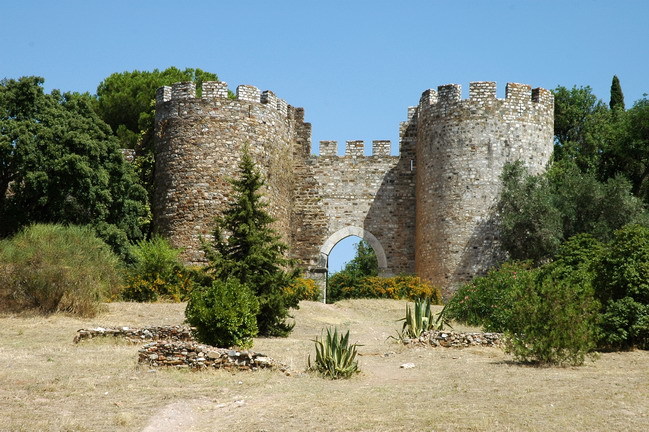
[315,226,389,302]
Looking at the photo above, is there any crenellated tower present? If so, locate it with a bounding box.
[153,81,311,263]
[414,82,554,294]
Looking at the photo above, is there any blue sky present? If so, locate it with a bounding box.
[2,0,648,272]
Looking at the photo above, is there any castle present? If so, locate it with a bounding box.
[153,80,554,298]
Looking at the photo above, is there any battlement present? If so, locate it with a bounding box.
[155,81,292,118]
[417,81,553,113]
[318,140,392,157]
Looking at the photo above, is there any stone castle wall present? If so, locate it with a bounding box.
[415,82,554,294]
[153,81,310,263]
[153,80,553,295]
[291,138,416,280]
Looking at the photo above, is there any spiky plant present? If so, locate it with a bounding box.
[307,327,361,379]
[400,298,434,338]
[395,298,450,341]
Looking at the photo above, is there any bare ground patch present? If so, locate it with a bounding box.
[1,300,648,431]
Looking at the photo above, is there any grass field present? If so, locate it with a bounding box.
[1,299,648,431]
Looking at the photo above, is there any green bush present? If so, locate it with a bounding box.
[308,327,361,379]
[0,224,122,317]
[503,267,600,366]
[185,278,259,348]
[121,236,193,302]
[594,224,649,349]
[599,297,649,350]
[328,275,442,304]
[444,262,537,332]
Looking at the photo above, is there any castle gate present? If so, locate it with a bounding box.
[153,81,553,297]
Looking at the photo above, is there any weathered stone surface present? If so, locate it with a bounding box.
[138,341,287,371]
[401,330,503,348]
[73,325,193,344]
[152,81,553,296]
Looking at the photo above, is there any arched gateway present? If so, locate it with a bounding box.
[313,227,390,302]
[153,80,553,297]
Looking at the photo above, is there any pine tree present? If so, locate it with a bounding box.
[609,75,625,111]
[203,146,299,336]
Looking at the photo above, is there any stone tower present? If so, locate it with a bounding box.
[414,82,554,292]
[153,80,553,296]
[153,81,310,264]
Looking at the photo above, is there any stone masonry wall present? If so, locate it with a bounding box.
[291,138,416,279]
[154,81,310,264]
[415,82,554,295]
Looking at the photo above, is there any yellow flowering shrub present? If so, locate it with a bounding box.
[284,277,321,302]
[338,275,442,304]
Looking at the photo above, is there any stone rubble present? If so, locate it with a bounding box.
[73,325,193,344]
[402,330,502,348]
[138,341,287,372]
[74,325,287,372]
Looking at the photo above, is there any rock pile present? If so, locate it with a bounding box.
[138,341,286,371]
[74,325,286,372]
[402,330,502,348]
[73,325,193,344]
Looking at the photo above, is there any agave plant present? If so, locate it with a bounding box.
[396,299,451,340]
[307,327,361,379]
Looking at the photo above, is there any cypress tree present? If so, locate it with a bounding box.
[609,75,625,111]
[203,146,299,336]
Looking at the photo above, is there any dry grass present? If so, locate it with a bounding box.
[1,299,648,431]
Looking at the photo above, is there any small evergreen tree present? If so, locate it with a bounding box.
[609,75,625,111]
[202,146,299,336]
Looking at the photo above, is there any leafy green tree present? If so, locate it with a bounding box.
[552,85,613,172]
[202,146,299,336]
[94,68,221,212]
[498,161,647,263]
[498,162,563,262]
[609,75,625,111]
[600,98,649,202]
[0,77,148,257]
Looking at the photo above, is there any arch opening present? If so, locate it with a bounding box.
[316,226,389,303]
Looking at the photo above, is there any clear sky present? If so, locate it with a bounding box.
[2,0,647,272]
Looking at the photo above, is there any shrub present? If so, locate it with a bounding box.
[0,224,122,317]
[185,278,259,348]
[121,236,193,302]
[308,327,361,379]
[598,297,649,350]
[284,278,321,302]
[444,262,537,332]
[330,275,442,304]
[594,224,649,349]
[503,267,600,366]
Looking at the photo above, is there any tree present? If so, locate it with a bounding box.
[0,76,149,258]
[609,75,625,111]
[600,97,649,202]
[497,161,648,263]
[497,162,563,262]
[202,146,299,336]
[552,85,613,172]
[94,68,221,214]
[340,240,378,278]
